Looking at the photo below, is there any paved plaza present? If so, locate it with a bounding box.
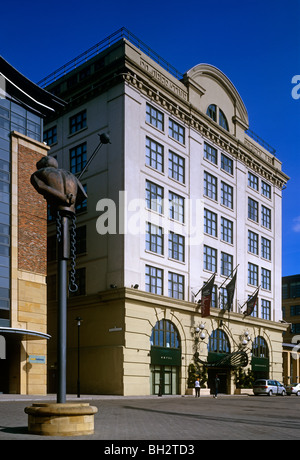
[0,394,299,442]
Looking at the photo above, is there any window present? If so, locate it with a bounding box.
[248,197,258,222]
[248,230,259,255]
[146,181,164,214]
[169,119,185,144]
[248,262,258,286]
[261,299,271,320]
[206,104,217,122]
[252,336,269,358]
[76,184,87,213]
[261,237,271,260]
[168,151,185,183]
[146,137,164,172]
[69,110,86,134]
[70,143,87,174]
[204,209,217,237]
[43,126,57,145]
[291,305,300,316]
[219,109,229,131]
[204,245,217,272]
[248,172,259,191]
[219,287,228,310]
[169,191,184,223]
[204,172,217,201]
[248,294,258,317]
[211,285,218,308]
[261,181,271,199]
[145,265,163,295]
[221,153,233,175]
[261,205,271,229]
[204,142,217,165]
[290,282,300,298]
[291,324,300,334]
[168,232,185,262]
[282,283,289,299]
[261,268,271,291]
[221,182,233,209]
[150,320,180,348]
[221,217,233,244]
[146,103,164,131]
[0,223,9,256]
[206,105,229,131]
[221,252,233,277]
[168,272,184,300]
[146,223,164,255]
[208,329,230,353]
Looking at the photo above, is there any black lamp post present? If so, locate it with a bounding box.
[76,316,82,398]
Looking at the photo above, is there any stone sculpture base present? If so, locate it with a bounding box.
[24,403,98,436]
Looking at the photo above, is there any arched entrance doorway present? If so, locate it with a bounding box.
[252,336,269,379]
[150,320,181,395]
[207,328,231,394]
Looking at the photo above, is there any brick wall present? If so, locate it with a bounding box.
[18,144,47,275]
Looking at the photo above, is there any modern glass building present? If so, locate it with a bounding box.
[0,56,63,394]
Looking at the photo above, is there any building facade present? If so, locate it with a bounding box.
[0,57,63,394]
[282,274,300,385]
[42,29,289,395]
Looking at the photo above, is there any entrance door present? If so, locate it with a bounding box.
[150,365,179,395]
[207,369,228,394]
[150,320,181,395]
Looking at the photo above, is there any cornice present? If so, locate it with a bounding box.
[122,68,289,189]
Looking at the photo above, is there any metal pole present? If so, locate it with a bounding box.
[57,214,70,404]
[76,317,82,398]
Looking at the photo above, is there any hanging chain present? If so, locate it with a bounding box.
[69,213,78,293]
[56,210,62,243]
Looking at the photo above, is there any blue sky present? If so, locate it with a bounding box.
[1,0,300,276]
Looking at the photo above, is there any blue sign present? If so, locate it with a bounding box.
[29,355,46,364]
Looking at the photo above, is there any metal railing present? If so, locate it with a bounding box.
[245,128,276,155]
[38,27,183,88]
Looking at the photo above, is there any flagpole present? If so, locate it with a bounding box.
[194,272,216,299]
[218,264,239,290]
[241,285,260,314]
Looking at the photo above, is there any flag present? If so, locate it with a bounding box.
[200,274,216,317]
[225,271,237,311]
[244,288,259,316]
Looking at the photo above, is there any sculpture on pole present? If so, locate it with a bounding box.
[31,156,87,403]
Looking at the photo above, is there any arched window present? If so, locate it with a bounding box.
[206,105,229,131]
[252,336,269,359]
[206,104,217,122]
[208,329,230,354]
[219,109,229,131]
[150,320,180,349]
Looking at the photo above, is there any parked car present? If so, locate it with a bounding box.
[286,383,300,396]
[253,379,286,396]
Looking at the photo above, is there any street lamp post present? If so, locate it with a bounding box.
[76,317,82,398]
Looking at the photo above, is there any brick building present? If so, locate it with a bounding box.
[0,57,63,394]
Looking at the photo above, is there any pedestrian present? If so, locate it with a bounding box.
[195,378,200,397]
[214,374,220,398]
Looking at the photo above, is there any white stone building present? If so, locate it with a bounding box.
[42,29,289,395]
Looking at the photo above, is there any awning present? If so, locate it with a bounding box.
[0,327,51,340]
